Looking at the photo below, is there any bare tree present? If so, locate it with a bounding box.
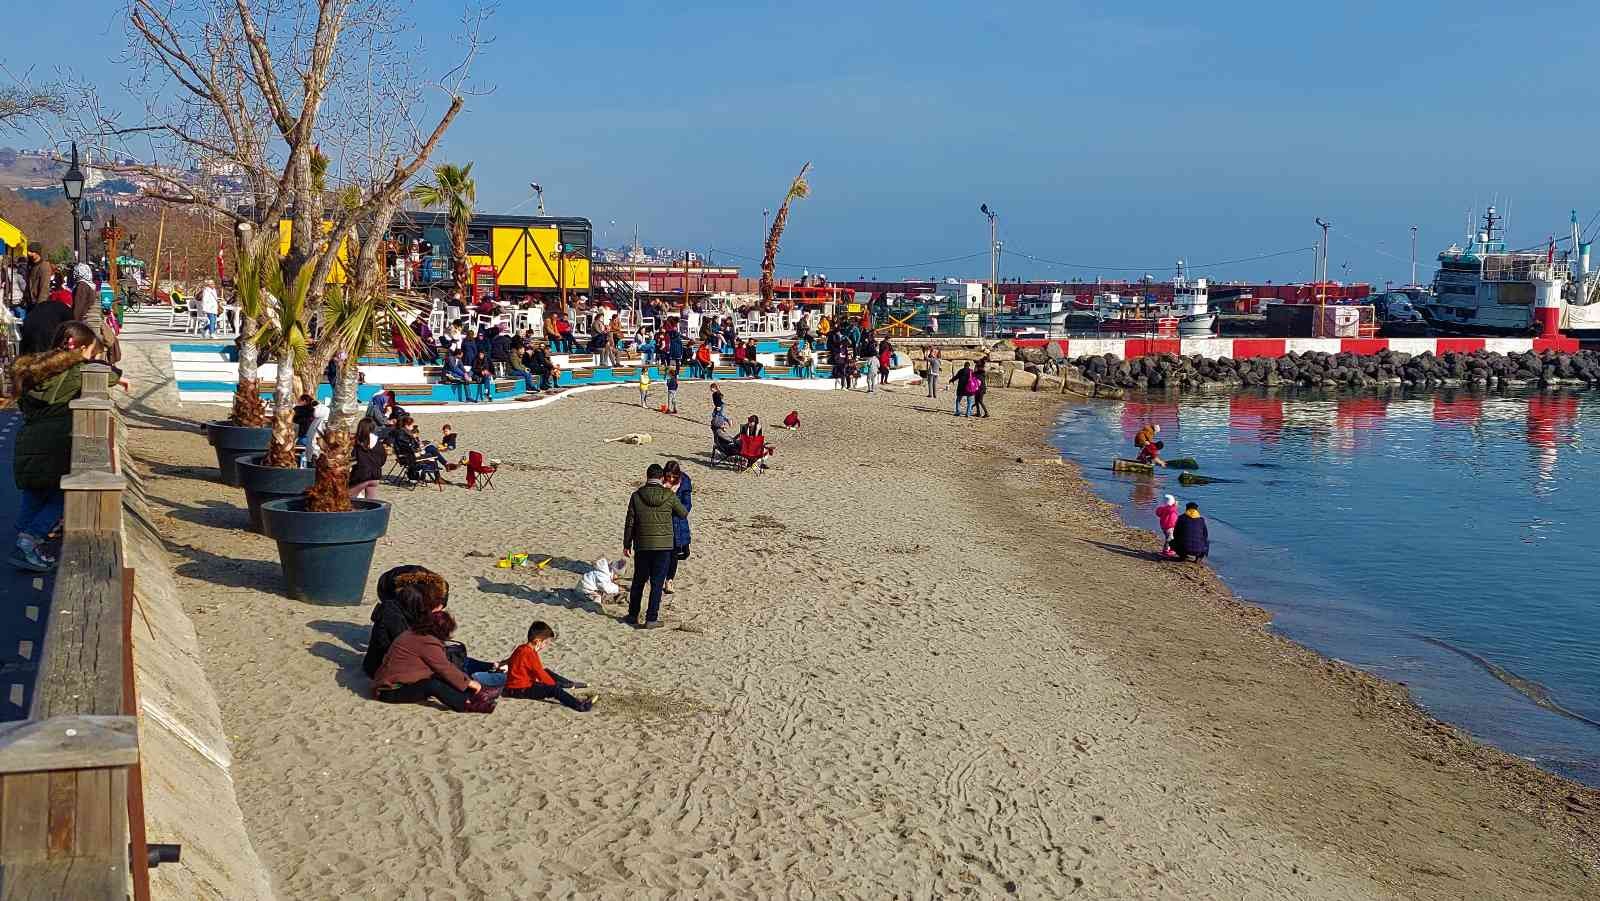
[0,64,64,132]
[59,1,492,420]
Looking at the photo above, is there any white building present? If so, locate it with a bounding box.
[936,280,985,309]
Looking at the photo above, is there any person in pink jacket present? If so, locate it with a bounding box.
[1155,494,1180,558]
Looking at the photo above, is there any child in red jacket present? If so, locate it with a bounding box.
[500,621,594,712]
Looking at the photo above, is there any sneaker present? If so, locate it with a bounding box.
[641,620,669,630]
[9,545,55,573]
[576,697,595,713]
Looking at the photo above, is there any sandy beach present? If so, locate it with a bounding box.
[122,346,1597,899]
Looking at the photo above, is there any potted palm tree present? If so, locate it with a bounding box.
[258,209,420,604]
[411,162,476,292]
[234,252,319,532]
[205,247,273,486]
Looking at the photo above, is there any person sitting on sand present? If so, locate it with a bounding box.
[500,621,593,711]
[1134,422,1161,450]
[1137,440,1166,467]
[782,410,800,431]
[363,566,433,677]
[1172,502,1210,563]
[1155,494,1179,558]
[371,605,490,712]
[440,424,458,452]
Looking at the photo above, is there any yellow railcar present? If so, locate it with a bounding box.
[391,212,591,295]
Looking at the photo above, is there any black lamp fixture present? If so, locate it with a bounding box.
[61,142,86,261]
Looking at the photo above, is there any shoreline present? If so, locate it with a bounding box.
[119,354,1599,897]
[982,394,1600,886]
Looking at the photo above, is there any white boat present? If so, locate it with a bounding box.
[1422,207,1600,337]
[1011,290,1075,332]
[1173,261,1217,337]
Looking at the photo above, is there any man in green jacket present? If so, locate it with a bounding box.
[622,463,688,628]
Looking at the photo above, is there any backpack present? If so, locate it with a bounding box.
[964,372,981,395]
[462,686,500,714]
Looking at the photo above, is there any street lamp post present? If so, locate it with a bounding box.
[981,203,999,333]
[1409,224,1418,287]
[530,182,545,216]
[61,142,86,261]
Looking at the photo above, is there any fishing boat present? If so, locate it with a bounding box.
[1093,293,1179,335]
[1172,261,1218,337]
[1010,290,1075,333]
[1421,207,1600,337]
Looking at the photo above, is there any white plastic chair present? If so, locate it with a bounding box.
[167,300,188,329]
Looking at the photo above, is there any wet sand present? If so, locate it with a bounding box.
[123,350,1598,899]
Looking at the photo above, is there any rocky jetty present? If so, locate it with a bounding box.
[1060,349,1600,392]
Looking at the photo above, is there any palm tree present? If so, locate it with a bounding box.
[228,245,271,427]
[760,162,812,311]
[411,162,476,291]
[256,255,318,468]
[302,203,422,512]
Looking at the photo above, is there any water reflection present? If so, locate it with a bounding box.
[1059,387,1600,785]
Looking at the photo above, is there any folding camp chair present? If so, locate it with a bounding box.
[388,443,442,490]
[732,432,773,471]
[465,451,498,490]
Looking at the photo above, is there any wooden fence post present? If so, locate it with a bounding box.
[0,361,137,899]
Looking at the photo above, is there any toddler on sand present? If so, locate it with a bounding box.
[577,557,624,603]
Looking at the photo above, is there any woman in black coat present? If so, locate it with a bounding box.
[362,565,432,677]
[349,418,387,500]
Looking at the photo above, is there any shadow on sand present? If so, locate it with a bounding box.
[474,574,603,615]
[306,619,374,697]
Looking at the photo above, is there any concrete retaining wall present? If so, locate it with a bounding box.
[122,462,275,900]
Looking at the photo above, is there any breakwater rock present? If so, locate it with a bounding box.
[1066,349,1600,391]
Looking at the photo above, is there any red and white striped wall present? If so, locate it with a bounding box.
[1013,335,1581,360]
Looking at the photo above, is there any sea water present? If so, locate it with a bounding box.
[1051,389,1600,785]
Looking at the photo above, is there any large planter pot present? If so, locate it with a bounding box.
[260,498,391,604]
[205,421,272,487]
[235,454,316,534]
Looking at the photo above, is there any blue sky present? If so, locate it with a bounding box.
[5,1,1597,284]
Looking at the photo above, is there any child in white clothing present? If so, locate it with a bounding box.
[578,557,624,603]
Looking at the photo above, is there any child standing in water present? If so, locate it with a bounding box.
[1155,494,1179,558]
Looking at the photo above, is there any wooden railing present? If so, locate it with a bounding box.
[0,362,149,900]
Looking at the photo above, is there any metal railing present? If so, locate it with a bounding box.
[0,363,151,900]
